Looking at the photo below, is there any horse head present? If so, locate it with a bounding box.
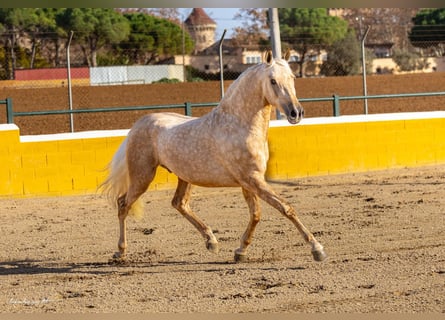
[262,50,304,124]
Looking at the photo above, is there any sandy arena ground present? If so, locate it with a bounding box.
[0,164,444,313]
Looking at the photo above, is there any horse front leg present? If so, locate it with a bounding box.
[245,174,327,262]
[234,188,261,262]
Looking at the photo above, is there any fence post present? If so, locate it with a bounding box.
[185,102,192,116]
[333,94,340,117]
[6,98,13,123]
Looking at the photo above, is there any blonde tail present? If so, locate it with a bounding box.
[99,138,144,219]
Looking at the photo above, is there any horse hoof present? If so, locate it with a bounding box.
[312,249,328,262]
[112,251,127,260]
[234,252,247,263]
[109,252,128,265]
[206,241,219,254]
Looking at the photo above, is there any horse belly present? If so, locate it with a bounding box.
[161,153,239,187]
[157,137,239,187]
[183,172,239,188]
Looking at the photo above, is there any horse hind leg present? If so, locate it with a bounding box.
[234,188,261,262]
[171,179,219,254]
[114,163,157,261]
[114,194,131,260]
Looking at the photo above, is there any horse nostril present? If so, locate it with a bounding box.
[300,108,304,119]
[290,109,297,119]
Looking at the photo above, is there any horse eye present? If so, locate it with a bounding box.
[270,79,277,85]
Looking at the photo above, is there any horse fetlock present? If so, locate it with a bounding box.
[206,240,219,254]
[117,241,127,255]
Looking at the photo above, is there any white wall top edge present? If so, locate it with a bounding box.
[20,129,129,142]
[0,123,19,131]
[270,111,445,127]
[0,111,441,142]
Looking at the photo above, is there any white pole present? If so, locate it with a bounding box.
[361,26,370,114]
[219,29,227,99]
[182,14,186,83]
[67,31,74,132]
[269,8,281,59]
[269,8,282,119]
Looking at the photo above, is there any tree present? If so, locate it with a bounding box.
[116,8,181,24]
[278,8,348,77]
[392,49,430,72]
[56,8,130,67]
[409,8,445,57]
[320,28,361,76]
[0,8,37,79]
[25,8,65,68]
[145,8,181,24]
[342,9,419,51]
[232,8,269,47]
[0,8,66,72]
[117,12,193,65]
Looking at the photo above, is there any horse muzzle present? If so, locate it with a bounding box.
[286,104,304,124]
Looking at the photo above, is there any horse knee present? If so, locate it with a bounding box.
[251,213,261,224]
[280,203,297,218]
[171,196,188,213]
[171,196,179,209]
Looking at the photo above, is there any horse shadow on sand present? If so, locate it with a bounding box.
[0,258,305,277]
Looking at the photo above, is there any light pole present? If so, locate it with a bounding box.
[356,16,370,114]
[269,8,282,119]
[67,31,74,132]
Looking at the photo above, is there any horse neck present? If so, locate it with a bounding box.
[218,66,271,134]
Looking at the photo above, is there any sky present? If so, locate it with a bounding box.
[179,8,244,39]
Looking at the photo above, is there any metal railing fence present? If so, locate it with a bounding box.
[0,98,13,121]
[4,101,218,125]
[3,91,445,127]
[300,91,445,117]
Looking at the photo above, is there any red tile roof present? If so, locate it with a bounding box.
[185,8,216,26]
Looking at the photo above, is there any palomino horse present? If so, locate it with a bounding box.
[101,50,327,263]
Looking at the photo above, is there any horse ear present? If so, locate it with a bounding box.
[282,48,291,61]
[264,50,273,64]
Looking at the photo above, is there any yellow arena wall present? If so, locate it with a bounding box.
[1,111,445,198]
[266,112,445,179]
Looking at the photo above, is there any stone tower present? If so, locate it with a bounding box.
[185,8,217,53]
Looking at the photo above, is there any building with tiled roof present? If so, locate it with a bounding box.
[185,8,217,53]
[176,8,269,78]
